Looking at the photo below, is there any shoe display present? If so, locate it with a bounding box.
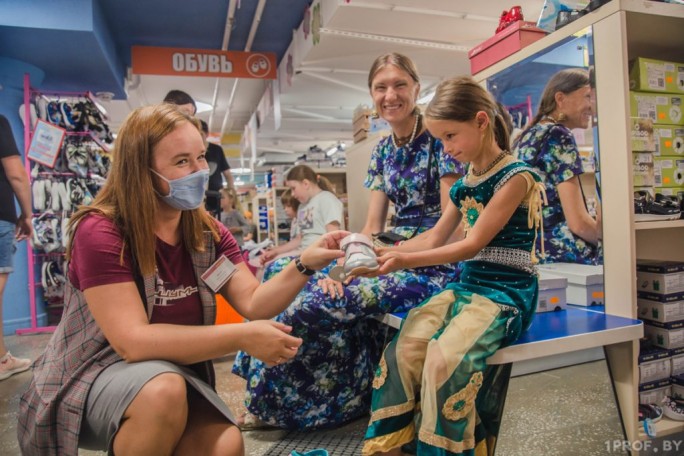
[662,396,684,421]
[495,5,525,34]
[0,351,31,381]
[634,190,681,221]
[329,233,379,281]
[638,403,663,422]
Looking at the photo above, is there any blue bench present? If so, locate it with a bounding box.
[375,305,643,453]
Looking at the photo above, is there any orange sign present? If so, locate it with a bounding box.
[131,46,277,79]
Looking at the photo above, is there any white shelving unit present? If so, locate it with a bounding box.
[475,0,684,447]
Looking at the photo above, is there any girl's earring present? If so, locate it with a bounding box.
[370,109,379,119]
[557,112,567,122]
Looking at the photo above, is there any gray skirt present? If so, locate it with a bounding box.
[79,360,236,453]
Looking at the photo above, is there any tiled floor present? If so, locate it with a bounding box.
[0,332,676,455]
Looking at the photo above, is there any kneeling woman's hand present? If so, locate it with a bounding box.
[298,230,349,271]
[242,320,303,367]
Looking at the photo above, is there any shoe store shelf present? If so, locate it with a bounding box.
[474,0,684,450]
[638,416,684,440]
[634,220,684,231]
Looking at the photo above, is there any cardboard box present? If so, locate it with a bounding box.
[638,291,684,303]
[639,378,671,405]
[630,91,684,126]
[629,57,684,94]
[644,320,684,349]
[537,263,604,306]
[654,157,684,187]
[638,297,684,323]
[468,21,547,75]
[536,272,567,313]
[637,261,684,295]
[536,0,590,33]
[631,118,656,152]
[633,152,655,187]
[653,124,684,156]
[640,358,672,384]
[671,347,684,376]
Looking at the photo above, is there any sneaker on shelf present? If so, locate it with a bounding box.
[662,396,684,421]
[634,190,681,222]
[0,351,31,381]
[638,403,663,423]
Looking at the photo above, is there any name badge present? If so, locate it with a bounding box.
[201,255,237,292]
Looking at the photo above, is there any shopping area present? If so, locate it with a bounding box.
[2,0,684,455]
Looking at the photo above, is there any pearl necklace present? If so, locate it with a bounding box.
[470,151,509,177]
[390,113,421,149]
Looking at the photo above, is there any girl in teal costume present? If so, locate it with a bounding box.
[362,76,546,455]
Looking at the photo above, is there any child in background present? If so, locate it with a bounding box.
[259,165,343,267]
[280,189,301,252]
[362,76,545,455]
[219,187,252,247]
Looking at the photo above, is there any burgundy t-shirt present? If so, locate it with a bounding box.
[69,214,242,325]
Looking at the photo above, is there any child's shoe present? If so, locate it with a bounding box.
[0,351,31,380]
[329,233,379,281]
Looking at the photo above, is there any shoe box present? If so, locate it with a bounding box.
[633,152,656,187]
[654,157,684,187]
[637,260,684,295]
[653,125,684,156]
[638,295,684,323]
[640,344,672,384]
[536,263,604,306]
[671,374,684,400]
[536,0,589,33]
[630,57,684,95]
[536,271,567,313]
[631,118,656,153]
[630,91,684,126]
[644,318,684,349]
[640,378,672,405]
[468,21,546,75]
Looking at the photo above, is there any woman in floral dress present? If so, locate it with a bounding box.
[232,53,465,429]
[513,68,602,264]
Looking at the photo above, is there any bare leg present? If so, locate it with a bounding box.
[174,389,244,456]
[0,273,9,355]
[113,373,188,456]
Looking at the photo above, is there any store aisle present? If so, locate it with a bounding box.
[0,333,666,455]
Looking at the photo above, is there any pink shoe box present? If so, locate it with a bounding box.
[468,21,547,75]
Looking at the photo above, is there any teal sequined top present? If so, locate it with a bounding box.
[448,156,545,341]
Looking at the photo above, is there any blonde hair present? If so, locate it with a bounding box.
[67,104,219,276]
[220,187,245,213]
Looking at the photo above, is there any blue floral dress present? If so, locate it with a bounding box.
[514,123,602,265]
[232,131,465,429]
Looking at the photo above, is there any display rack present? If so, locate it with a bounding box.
[475,0,684,448]
[16,74,112,335]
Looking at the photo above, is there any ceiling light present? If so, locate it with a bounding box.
[320,28,470,52]
[195,101,214,114]
[325,145,339,157]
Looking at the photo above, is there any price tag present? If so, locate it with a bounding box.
[201,255,237,292]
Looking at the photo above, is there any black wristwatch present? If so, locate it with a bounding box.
[294,257,316,276]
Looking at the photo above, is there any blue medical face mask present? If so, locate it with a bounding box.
[150,168,210,210]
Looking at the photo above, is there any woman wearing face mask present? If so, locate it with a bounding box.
[513,68,602,264]
[17,105,347,456]
[232,52,464,430]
